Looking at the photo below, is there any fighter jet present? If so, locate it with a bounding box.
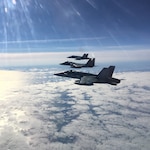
[54,66,120,86]
[67,53,89,60]
[60,58,95,68]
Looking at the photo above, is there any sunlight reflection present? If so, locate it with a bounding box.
[0,70,26,99]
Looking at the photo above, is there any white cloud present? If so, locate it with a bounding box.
[0,68,150,150]
[0,127,31,150]
[0,49,149,67]
[92,49,150,63]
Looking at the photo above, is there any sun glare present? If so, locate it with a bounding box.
[0,70,25,99]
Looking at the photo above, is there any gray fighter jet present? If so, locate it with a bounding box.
[60,58,95,68]
[54,66,121,86]
[67,53,89,60]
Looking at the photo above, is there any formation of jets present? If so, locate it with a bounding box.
[54,53,121,86]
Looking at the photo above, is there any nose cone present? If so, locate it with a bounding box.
[54,72,65,76]
[60,61,71,65]
[54,70,74,78]
[54,71,70,77]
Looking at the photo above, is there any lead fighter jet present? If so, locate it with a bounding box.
[54,66,121,86]
[67,53,89,60]
[60,58,95,68]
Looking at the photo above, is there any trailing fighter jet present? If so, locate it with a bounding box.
[54,66,120,86]
[67,53,89,60]
[60,58,95,68]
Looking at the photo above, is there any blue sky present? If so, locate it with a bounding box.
[0,0,150,52]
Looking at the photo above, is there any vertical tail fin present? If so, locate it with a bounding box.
[82,53,88,58]
[108,66,115,78]
[97,66,115,78]
[86,58,95,67]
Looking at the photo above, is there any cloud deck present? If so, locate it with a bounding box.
[0,69,150,150]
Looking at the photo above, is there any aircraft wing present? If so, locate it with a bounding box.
[71,63,84,68]
[75,76,96,85]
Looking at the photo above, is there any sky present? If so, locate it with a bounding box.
[0,1,150,149]
[0,0,150,52]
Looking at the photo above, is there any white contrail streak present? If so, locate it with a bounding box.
[0,37,106,44]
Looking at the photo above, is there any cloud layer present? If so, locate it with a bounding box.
[0,50,150,67]
[0,68,150,150]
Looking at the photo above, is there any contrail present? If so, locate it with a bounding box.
[0,37,107,44]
